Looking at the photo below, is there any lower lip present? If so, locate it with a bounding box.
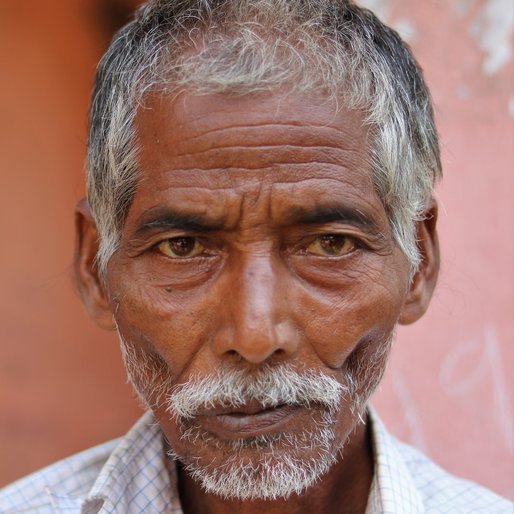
[198,405,303,439]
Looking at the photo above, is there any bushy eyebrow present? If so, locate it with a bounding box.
[134,209,226,238]
[287,205,384,236]
[132,204,385,238]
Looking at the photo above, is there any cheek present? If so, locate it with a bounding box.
[108,272,216,373]
[295,262,407,369]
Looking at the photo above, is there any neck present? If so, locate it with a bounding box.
[174,418,374,514]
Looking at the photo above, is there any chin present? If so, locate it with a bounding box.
[165,407,346,501]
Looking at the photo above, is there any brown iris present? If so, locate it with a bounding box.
[157,237,204,258]
[307,235,355,256]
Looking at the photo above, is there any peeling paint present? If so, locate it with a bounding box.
[469,0,514,75]
[509,96,514,118]
[357,0,390,21]
[393,18,418,43]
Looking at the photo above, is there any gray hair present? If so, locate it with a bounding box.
[87,0,441,274]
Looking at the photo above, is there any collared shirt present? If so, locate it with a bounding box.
[0,410,511,514]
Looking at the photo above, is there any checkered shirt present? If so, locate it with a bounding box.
[0,410,511,513]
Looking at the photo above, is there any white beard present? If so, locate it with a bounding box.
[117,334,391,500]
[166,366,349,500]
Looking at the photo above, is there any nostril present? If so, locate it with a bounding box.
[225,349,240,359]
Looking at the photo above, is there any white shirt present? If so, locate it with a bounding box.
[0,410,511,513]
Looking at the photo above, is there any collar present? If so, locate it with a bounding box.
[366,408,424,513]
[46,411,181,514]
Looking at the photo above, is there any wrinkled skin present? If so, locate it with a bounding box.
[75,91,439,514]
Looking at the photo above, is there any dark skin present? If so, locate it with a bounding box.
[75,91,439,514]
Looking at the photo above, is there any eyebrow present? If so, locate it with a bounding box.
[134,209,225,238]
[288,205,383,235]
[133,205,384,238]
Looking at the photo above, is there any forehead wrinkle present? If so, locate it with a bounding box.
[155,160,372,180]
[141,92,369,150]
[269,177,384,225]
[173,143,352,159]
[234,180,275,231]
[182,122,348,144]
[160,161,354,172]
[131,185,238,223]
[171,122,365,156]
[168,144,366,172]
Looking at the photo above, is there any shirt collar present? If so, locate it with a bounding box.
[78,411,179,514]
[366,407,424,513]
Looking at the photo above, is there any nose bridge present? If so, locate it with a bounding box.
[240,252,275,331]
[221,250,295,364]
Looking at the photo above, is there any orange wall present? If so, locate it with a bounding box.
[0,0,512,500]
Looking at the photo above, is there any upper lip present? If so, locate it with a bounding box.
[197,400,288,417]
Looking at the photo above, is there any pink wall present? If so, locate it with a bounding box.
[0,0,512,500]
[364,0,514,499]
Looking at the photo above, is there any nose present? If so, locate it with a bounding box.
[214,254,298,364]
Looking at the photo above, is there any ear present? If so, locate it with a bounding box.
[399,201,440,325]
[74,198,116,331]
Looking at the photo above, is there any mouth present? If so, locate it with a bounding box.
[195,402,304,439]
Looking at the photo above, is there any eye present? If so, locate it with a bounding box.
[306,234,356,257]
[157,237,205,258]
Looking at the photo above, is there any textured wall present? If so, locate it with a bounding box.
[362,0,514,500]
[0,0,512,500]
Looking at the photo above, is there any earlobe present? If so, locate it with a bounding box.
[399,201,440,325]
[74,198,117,331]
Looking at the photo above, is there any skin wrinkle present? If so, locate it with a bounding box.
[160,120,366,170]
[125,181,383,243]
[134,95,390,352]
[148,161,365,173]
[166,152,357,172]
[173,144,351,159]
[75,2,442,506]
[148,169,377,191]
[289,285,398,370]
[288,257,393,296]
[75,87,439,513]
[118,328,387,500]
[172,124,356,148]
[87,1,441,275]
[129,177,385,221]
[182,122,348,143]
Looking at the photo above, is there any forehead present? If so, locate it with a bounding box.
[130,90,385,227]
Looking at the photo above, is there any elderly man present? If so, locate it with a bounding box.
[1,1,511,513]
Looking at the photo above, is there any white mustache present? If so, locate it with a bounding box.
[167,365,352,420]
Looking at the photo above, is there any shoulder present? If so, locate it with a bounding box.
[394,436,512,513]
[0,438,118,514]
[368,409,512,514]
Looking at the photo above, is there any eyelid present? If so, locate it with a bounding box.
[292,227,367,247]
[144,231,204,250]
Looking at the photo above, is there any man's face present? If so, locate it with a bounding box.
[101,91,413,499]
